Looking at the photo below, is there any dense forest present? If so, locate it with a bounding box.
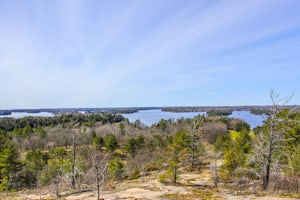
[0,94,300,199]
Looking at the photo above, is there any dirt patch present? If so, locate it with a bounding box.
[2,167,299,200]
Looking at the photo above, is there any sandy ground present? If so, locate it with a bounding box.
[1,166,299,200]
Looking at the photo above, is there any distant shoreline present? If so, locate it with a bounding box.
[0,105,297,116]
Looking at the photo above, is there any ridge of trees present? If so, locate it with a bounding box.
[0,113,125,132]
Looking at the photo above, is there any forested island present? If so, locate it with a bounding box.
[0,101,300,199]
[250,109,272,115]
[206,109,232,116]
[161,105,297,112]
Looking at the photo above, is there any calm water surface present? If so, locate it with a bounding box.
[0,110,266,129]
[122,109,205,127]
[0,112,54,118]
[229,110,266,128]
[123,109,266,128]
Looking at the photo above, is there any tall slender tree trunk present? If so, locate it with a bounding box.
[264,122,274,191]
[55,179,59,199]
[212,151,219,188]
[96,166,100,200]
[173,166,177,184]
[71,132,76,190]
[264,155,271,190]
[191,136,195,169]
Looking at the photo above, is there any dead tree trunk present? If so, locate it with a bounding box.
[262,90,292,191]
[91,151,108,200]
[71,130,76,190]
[263,118,275,190]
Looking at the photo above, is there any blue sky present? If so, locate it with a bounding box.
[0,0,300,109]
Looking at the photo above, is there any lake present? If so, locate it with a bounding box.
[0,109,266,129]
[229,110,266,128]
[122,109,205,127]
[0,112,54,118]
[122,109,266,128]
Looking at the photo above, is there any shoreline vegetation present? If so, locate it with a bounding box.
[0,105,297,116]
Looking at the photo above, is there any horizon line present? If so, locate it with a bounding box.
[1,105,298,111]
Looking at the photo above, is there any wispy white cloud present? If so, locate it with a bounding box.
[0,0,299,108]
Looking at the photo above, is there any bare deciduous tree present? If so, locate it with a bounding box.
[252,90,293,191]
[71,128,77,190]
[89,150,109,200]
